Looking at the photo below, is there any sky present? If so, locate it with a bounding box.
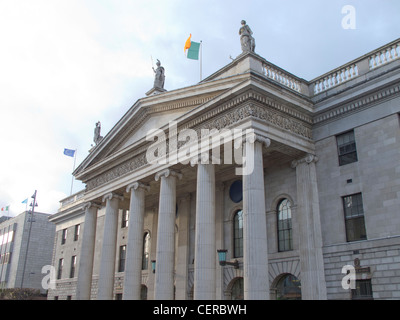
[0,0,399,217]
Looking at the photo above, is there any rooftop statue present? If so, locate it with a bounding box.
[94,121,103,145]
[152,59,165,89]
[239,20,255,53]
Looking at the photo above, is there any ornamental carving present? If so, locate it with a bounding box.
[85,92,312,191]
[86,153,147,191]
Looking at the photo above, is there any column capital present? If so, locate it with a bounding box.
[82,201,102,211]
[243,132,271,148]
[155,168,183,181]
[102,192,124,203]
[291,154,319,168]
[126,181,150,193]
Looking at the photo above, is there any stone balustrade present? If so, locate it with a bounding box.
[262,63,302,93]
[312,64,358,95]
[369,41,400,69]
[59,190,85,209]
[311,39,400,95]
[260,39,400,97]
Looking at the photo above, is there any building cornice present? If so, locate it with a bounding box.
[313,80,400,126]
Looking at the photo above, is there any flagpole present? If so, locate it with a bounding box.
[70,149,77,195]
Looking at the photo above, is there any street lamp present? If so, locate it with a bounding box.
[21,190,38,288]
[217,249,239,269]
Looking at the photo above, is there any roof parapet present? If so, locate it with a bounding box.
[310,38,400,96]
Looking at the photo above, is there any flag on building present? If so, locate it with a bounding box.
[184,34,192,52]
[64,148,76,157]
[1,206,9,212]
[22,198,28,204]
[184,34,201,60]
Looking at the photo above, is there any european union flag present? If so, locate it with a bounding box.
[63,148,75,157]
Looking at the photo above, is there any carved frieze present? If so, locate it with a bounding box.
[85,91,312,191]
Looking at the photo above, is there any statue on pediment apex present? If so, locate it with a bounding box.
[239,20,255,53]
[152,59,165,89]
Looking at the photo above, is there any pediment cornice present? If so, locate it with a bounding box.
[81,86,313,192]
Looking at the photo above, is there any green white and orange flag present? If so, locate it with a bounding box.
[184,34,201,60]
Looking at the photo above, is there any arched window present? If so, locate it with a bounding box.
[231,277,244,300]
[140,285,148,300]
[276,274,301,300]
[233,210,243,258]
[142,232,150,270]
[277,199,293,252]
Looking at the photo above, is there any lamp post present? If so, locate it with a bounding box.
[217,249,239,269]
[20,190,38,288]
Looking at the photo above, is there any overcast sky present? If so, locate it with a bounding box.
[0,0,399,217]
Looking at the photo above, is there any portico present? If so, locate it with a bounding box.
[55,50,328,300]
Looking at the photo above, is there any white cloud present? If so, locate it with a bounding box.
[0,0,399,217]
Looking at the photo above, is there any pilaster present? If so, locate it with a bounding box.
[291,154,327,300]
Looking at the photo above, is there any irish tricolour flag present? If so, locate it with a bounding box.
[184,34,201,60]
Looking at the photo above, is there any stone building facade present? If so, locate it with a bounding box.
[48,38,400,300]
[0,211,55,293]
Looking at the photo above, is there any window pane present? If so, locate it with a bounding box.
[231,278,244,300]
[337,131,358,166]
[234,210,243,258]
[119,245,126,272]
[352,280,373,299]
[343,194,367,242]
[277,199,293,252]
[276,275,301,300]
[142,232,150,270]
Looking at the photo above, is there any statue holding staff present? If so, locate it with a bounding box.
[152,59,165,89]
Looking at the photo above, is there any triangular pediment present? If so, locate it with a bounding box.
[74,52,312,185]
[74,76,245,178]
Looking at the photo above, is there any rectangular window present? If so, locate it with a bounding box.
[74,225,80,241]
[352,279,373,300]
[2,252,11,264]
[234,210,243,258]
[337,130,358,166]
[61,228,68,245]
[343,193,367,242]
[118,245,126,272]
[121,210,129,228]
[57,258,64,280]
[70,256,76,278]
